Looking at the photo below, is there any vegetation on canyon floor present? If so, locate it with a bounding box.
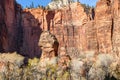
[0,51,119,80]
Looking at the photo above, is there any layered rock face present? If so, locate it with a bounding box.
[112,0,120,56]
[28,0,120,56]
[95,0,113,53]
[20,3,89,57]
[0,1,42,57]
[1,0,120,58]
[48,2,89,52]
[95,0,120,56]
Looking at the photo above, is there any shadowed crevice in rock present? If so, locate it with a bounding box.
[20,11,43,58]
[0,23,8,52]
[46,11,55,30]
[111,18,114,43]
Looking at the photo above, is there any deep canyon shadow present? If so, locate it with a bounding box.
[19,11,43,58]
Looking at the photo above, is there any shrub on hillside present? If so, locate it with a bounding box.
[0,52,119,80]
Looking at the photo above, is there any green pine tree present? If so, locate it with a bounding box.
[30,2,34,8]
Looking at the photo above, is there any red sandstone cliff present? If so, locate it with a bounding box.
[0,0,22,52]
[112,0,120,56]
[0,0,120,58]
[20,8,43,57]
[95,0,113,53]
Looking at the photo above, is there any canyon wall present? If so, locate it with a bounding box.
[95,0,113,53]
[0,0,120,58]
[112,0,120,56]
[0,0,22,52]
[0,0,42,58]
[20,9,43,57]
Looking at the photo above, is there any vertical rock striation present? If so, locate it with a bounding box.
[0,0,22,52]
[48,2,89,51]
[1,0,120,58]
[112,0,120,56]
[95,0,113,53]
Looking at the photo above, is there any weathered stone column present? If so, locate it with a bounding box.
[38,31,59,67]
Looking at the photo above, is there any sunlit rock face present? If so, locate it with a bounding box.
[1,0,120,58]
[38,31,59,67]
[95,0,120,55]
[95,0,113,53]
[21,2,89,57]
[0,0,93,58]
[47,0,73,10]
[112,0,120,57]
[47,2,89,53]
